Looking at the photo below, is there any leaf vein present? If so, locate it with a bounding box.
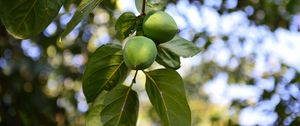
[145,73,171,125]
[95,61,125,95]
[116,87,132,125]
[17,0,38,32]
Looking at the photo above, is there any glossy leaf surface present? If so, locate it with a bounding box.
[160,36,201,58]
[156,47,180,69]
[101,84,139,126]
[83,44,129,103]
[60,0,104,38]
[145,69,191,126]
[0,0,63,38]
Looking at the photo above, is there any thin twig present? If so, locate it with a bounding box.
[130,70,139,87]
[141,0,146,15]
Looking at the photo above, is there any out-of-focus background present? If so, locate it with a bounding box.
[1,0,300,125]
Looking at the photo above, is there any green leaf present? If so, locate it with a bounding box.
[115,12,136,39]
[144,69,191,126]
[83,44,129,103]
[0,0,63,39]
[135,0,168,13]
[60,0,104,39]
[160,36,201,58]
[86,91,107,126]
[101,84,139,126]
[156,46,181,69]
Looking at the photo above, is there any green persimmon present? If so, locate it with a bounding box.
[123,36,157,70]
[143,11,178,43]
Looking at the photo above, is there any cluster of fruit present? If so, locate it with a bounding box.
[123,11,178,70]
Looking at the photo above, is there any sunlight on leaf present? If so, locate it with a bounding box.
[60,0,104,39]
[0,0,63,39]
[101,84,139,126]
[82,44,129,103]
[145,69,191,126]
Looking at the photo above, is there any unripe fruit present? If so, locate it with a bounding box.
[123,36,157,70]
[143,11,178,43]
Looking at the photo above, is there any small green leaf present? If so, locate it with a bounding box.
[60,0,104,39]
[115,12,136,39]
[144,69,191,126]
[156,47,180,69]
[135,0,168,13]
[160,36,201,58]
[101,84,139,126]
[86,91,107,126]
[83,44,129,103]
[0,0,63,39]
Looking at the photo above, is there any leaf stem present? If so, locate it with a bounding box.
[141,0,146,15]
[130,70,139,87]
